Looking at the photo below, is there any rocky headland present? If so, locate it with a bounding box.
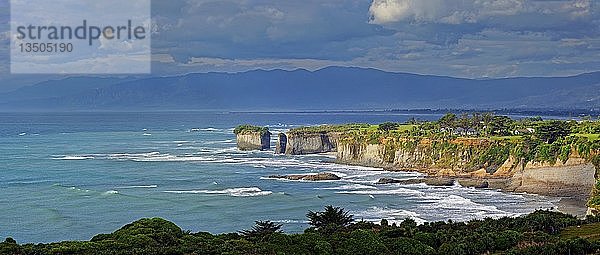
[234,125,271,151]
[236,118,600,215]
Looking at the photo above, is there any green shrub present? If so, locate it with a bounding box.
[384,237,435,255]
[233,125,269,135]
[336,229,388,255]
[289,123,370,134]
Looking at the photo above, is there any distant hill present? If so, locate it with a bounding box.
[0,67,598,111]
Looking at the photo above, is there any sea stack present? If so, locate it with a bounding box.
[275,133,287,154]
[234,125,271,151]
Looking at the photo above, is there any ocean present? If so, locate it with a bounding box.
[0,111,559,243]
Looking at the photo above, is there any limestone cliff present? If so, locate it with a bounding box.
[278,132,341,155]
[236,132,271,151]
[337,143,389,168]
[337,138,499,174]
[336,138,598,198]
[507,156,596,197]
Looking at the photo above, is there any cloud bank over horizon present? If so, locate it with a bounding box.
[0,0,599,87]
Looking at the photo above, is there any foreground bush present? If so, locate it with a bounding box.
[1,208,600,255]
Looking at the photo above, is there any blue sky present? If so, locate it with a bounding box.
[1,0,599,88]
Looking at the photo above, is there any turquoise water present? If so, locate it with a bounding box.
[0,112,558,243]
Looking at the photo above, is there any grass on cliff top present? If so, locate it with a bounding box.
[289,123,418,134]
[392,124,418,132]
[233,125,270,135]
[574,133,600,141]
[288,123,371,134]
[561,222,600,241]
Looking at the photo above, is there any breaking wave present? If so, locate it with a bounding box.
[164,187,272,197]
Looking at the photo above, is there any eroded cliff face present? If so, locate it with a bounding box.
[236,132,271,151]
[337,143,388,167]
[507,157,596,197]
[280,132,341,155]
[336,139,598,198]
[337,138,496,174]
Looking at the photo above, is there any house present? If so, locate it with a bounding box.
[452,127,479,136]
[513,128,535,135]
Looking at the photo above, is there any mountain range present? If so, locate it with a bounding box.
[1,67,599,111]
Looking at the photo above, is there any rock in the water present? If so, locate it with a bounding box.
[376,178,421,185]
[376,177,402,184]
[275,133,287,154]
[475,181,489,188]
[423,178,455,186]
[268,172,341,181]
[376,177,455,186]
[458,179,489,188]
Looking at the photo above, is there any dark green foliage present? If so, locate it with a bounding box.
[384,237,435,255]
[438,113,457,128]
[536,120,572,143]
[489,115,514,135]
[573,120,600,134]
[233,125,269,135]
[3,209,600,255]
[239,220,282,241]
[378,122,400,132]
[0,238,21,255]
[336,229,388,255]
[307,206,354,232]
[515,210,579,234]
[101,217,183,246]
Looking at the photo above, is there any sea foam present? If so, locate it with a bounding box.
[164,187,272,197]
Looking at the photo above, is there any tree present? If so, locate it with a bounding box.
[489,116,513,135]
[535,121,571,144]
[3,238,16,244]
[378,122,400,132]
[438,113,457,129]
[481,112,497,135]
[457,113,471,129]
[307,205,354,230]
[406,117,420,125]
[240,220,283,240]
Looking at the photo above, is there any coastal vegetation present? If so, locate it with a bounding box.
[233,125,270,135]
[288,123,370,134]
[2,207,600,255]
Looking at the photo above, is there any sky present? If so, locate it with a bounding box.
[0,0,599,89]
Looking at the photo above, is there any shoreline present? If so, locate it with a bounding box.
[329,158,591,218]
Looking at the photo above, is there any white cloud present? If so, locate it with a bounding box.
[1,0,599,80]
[368,0,526,25]
[152,54,175,63]
[563,0,592,17]
[368,0,412,24]
[184,57,339,71]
